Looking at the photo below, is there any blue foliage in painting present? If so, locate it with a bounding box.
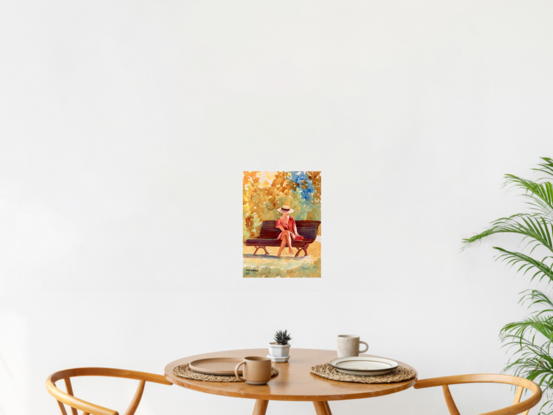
[289,171,315,203]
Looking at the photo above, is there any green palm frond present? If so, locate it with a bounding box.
[505,174,553,222]
[501,315,553,342]
[494,248,553,285]
[463,214,553,253]
[535,157,553,180]
[505,353,553,390]
[521,290,553,315]
[503,342,553,375]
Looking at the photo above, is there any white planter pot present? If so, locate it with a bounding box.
[268,342,291,358]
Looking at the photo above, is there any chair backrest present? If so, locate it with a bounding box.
[46,368,172,415]
[414,374,542,415]
[259,220,321,240]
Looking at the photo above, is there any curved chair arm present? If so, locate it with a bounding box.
[48,368,172,385]
[46,377,117,415]
[414,374,542,415]
[415,374,537,389]
[46,368,172,415]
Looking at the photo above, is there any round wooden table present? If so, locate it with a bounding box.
[165,348,417,415]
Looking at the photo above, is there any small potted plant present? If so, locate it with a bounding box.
[268,330,292,361]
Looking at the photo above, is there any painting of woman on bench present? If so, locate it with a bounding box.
[243,171,321,278]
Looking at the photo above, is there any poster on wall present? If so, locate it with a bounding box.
[243,171,322,278]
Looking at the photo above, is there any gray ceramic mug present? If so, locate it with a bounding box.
[337,334,369,358]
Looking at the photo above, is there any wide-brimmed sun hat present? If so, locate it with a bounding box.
[278,205,294,214]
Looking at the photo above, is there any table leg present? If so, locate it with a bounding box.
[252,399,269,415]
[313,401,332,415]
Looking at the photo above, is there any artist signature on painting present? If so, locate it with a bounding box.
[244,268,258,272]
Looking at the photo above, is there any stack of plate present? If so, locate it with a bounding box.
[189,358,243,376]
[329,356,399,376]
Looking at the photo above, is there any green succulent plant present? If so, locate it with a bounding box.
[273,330,292,345]
[464,157,553,415]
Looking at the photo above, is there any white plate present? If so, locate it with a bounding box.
[329,357,398,376]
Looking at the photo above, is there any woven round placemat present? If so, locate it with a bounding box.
[173,364,279,382]
[311,363,416,384]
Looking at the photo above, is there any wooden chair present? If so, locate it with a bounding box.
[46,368,172,415]
[414,374,542,415]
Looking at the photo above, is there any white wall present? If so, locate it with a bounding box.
[1,1,553,414]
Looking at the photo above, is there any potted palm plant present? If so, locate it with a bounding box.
[268,330,292,362]
[464,157,553,415]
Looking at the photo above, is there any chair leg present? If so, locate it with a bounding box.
[252,399,269,415]
[262,247,269,255]
[253,247,260,255]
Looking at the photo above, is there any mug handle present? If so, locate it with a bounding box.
[359,341,369,353]
[235,361,246,380]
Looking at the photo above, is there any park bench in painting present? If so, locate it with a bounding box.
[245,220,321,257]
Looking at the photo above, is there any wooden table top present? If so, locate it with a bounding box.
[164,348,417,401]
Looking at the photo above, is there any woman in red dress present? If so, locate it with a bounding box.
[276,205,304,257]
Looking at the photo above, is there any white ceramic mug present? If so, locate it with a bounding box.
[337,335,369,358]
